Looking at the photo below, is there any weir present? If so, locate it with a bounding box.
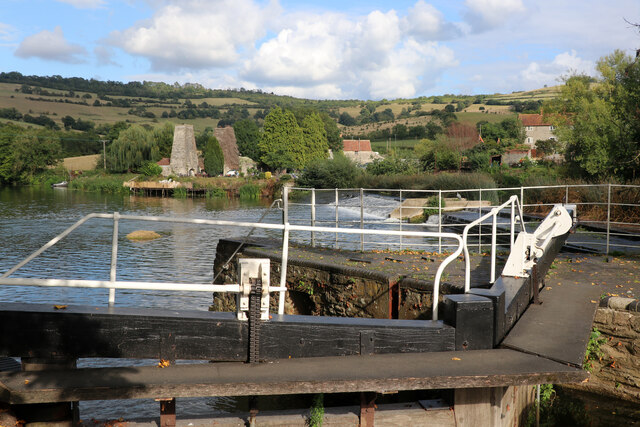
[0,196,598,426]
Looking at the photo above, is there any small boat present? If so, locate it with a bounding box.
[51,181,68,188]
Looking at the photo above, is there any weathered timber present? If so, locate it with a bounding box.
[0,303,453,360]
[501,279,600,367]
[443,294,494,350]
[0,349,587,404]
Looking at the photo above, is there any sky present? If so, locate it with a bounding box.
[1,0,639,100]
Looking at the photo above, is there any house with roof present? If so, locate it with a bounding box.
[342,139,383,165]
[519,113,557,150]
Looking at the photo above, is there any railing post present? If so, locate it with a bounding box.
[438,190,442,253]
[478,189,482,253]
[565,185,569,204]
[606,183,611,255]
[279,223,289,315]
[491,213,497,284]
[510,200,515,250]
[311,189,316,248]
[399,190,403,251]
[360,188,364,252]
[109,212,119,306]
[335,188,339,249]
[283,186,289,225]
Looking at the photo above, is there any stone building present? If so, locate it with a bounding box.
[519,113,557,149]
[214,127,240,174]
[169,124,200,176]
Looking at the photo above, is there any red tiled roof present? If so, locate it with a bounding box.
[343,139,372,152]
[157,157,170,166]
[519,114,551,126]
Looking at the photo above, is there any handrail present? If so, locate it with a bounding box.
[0,212,464,321]
[461,196,526,292]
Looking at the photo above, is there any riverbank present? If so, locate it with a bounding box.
[61,171,283,199]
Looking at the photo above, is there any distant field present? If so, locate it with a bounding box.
[371,139,421,155]
[63,154,100,171]
[456,111,516,126]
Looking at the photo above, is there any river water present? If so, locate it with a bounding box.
[0,186,419,420]
[0,187,291,419]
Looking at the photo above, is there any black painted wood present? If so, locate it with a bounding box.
[0,303,453,361]
[443,294,493,350]
[0,349,587,404]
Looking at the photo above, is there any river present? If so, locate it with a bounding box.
[0,186,417,420]
[0,186,289,419]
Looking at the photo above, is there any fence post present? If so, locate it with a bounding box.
[478,189,482,252]
[399,189,403,251]
[438,190,442,254]
[606,183,611,255]
[283,186,289,225]
[335,188,339,249]
[311,188,316,248]
[510,200,515,250]
[109,212,119,306]
[565,185,569,204]
[360,188,364,252]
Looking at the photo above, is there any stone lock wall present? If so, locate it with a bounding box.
[211,239,461,320]
[567,307,640,402]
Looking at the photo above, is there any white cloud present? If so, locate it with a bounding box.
[14,26,87,63]
[242,9,456,99]
[94,45,118,66]
[0,23,17,42]
[55,0,106,8]
[110,0,278,71]
[520,50,595,88]
[464,0,526,32]
[403,1,461,41]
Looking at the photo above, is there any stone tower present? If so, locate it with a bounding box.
[169,124,200,176]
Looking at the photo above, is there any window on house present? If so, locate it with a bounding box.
[550,125,556,130]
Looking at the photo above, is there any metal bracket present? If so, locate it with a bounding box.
[237,258,270,321]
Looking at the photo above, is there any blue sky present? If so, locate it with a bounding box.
[1,0,639,100]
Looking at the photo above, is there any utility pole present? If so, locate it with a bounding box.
[100,140,109,170]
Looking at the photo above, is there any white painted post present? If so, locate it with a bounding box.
[510,200,515,250]
[335,188,339,249]
[478,189,482,252]
[438,190,442,253]
[606,183,611,255]
[279,224,289,315]
[399,189,403,250]
[360,188,364,252]
[109,212,119,306]
[311,189,316,248]
[491,213,497,284]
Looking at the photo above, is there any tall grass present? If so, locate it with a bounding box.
[172,187,187,198]
[68,174,131,195]
[239,183,261,200]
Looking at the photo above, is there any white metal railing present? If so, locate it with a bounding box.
[461,195,526,292]
[286,184,640,254]
[0,212,464,321]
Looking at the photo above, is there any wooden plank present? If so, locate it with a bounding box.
[0,303,453,361]
[0,349,586,404]
[501,280,600,367]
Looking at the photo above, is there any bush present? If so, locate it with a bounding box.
[140,161,162,176]
[206,187,226,198]
[297,153,360,189]
[239,183,261,199]
[173,187,187,198]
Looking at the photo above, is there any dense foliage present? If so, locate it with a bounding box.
[259,107,329,171]
[297,153,360,188]
[105,125,159,173]
[0,123,62,184]
[203,136,224,176]
[546,50,640,180]
[233,119,261,160]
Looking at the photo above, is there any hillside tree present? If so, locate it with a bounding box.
[233,119,261,160]
[203,135,224,176]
